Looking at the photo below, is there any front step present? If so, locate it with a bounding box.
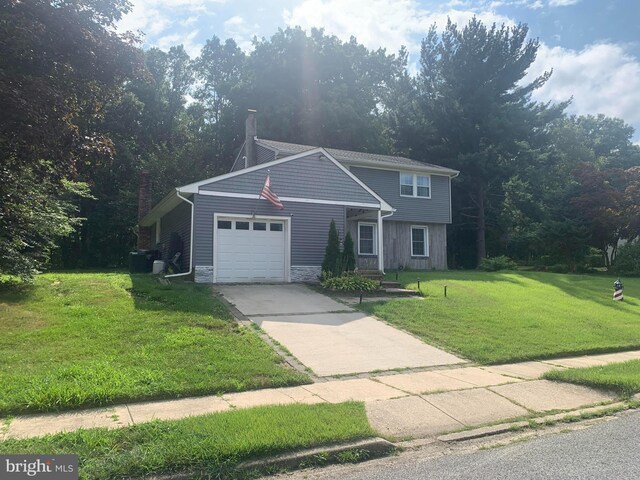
[383,287,419,296]
[381,281,402,288]
[357,270,384,281]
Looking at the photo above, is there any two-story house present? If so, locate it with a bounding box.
[139,111,459,283]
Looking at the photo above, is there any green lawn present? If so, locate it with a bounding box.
[362,271,640,364]
[0,402,374,480]
[545,360,640,397]
[0,272,309,416]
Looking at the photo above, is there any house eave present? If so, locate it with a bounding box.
[140,189,183,227]
[340,159,459,177]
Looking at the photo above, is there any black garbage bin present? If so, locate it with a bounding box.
[128,250,160,273]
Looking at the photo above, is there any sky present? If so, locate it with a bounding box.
[117,0,640,142]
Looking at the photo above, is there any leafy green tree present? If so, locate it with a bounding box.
[342,232,356,272]
[240,27,397,152]
[0,0,143,277]
[321,220,342,277]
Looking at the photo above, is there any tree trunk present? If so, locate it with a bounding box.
[476,182,486,266]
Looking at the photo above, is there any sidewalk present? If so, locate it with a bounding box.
[3,350,639,441]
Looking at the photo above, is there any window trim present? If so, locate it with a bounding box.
[410,225,429,257]
[399,173,431,199]
[358,222,378,256]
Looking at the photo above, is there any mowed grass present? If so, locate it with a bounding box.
[362,271,640,364]
[0,272,309,416]
[545,360,640,397]
[0,402,374,480]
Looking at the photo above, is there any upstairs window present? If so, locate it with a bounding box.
[400,174,414,196]
[400,173,431,198]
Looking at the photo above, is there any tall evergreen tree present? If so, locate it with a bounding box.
[418,17,566,265]
[321,220,342,277]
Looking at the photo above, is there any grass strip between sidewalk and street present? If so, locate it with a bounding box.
[0,272,309,416]
[544,360,640,397]
[0,402,375,480]
[362,270,640,364]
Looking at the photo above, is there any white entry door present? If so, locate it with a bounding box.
[215,217,287,282]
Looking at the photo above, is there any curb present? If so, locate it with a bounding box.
[147,437,395,480]
[436,401,630,443]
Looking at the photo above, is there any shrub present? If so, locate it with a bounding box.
[479,256,517,272]
[613,241,640,275]
[549,263,570,273]
[321,275,379,292]
[321,220,342,277]
[342,232,356,272]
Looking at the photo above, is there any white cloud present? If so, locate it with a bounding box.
[156,30,202,57]
[527,42,640,140]
[223,15,258,51]
[548,0,580,6]
[282,0,514,55]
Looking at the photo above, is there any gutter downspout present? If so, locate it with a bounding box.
[378,209,395,274]
[164,190,194,279]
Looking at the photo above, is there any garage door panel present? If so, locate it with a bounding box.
[215,218,286,283]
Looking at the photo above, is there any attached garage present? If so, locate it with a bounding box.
[213,215,290,283]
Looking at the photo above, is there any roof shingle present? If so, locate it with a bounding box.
[256,139,457,174]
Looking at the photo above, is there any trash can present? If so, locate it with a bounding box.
[128,250,159,273]
[152,260,165,274]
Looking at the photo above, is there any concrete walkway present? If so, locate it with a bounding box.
[216,284,464,376]
[3,350,639,441]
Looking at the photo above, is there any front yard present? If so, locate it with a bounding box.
[0,273,309,416]
[0,402,373,480]
[363,271,640,364]
[545,360,640,397]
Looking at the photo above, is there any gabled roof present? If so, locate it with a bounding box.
[256,139,459,177]
[141,147,395,226]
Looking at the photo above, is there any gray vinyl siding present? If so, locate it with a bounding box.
[257,144,276,164]
[157,200,191,270]
[193,194,344,267]
[200,153,378,205]
[350,166,451,223]
[149,222,157,247]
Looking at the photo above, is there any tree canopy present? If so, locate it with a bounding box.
[1,12,639,277]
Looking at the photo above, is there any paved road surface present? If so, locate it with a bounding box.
[279,411,640,480]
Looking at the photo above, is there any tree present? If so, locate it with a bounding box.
[0,0,143,277]
[418,17,566,265]
[240,27,397,152]
[342,232,356,272]
[321,220,342,277]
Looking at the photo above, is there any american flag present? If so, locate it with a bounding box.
[260,175,284,209]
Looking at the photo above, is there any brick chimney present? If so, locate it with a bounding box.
[137,170,152,250]
[245,109,257,168]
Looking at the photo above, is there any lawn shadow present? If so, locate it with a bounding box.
[519,271,640,313]
[127,273,230,319]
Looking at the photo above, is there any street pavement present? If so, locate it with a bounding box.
[278,410,640,480]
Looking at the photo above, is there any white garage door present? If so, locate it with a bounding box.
[215,217,287,282]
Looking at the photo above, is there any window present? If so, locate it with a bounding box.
[400,173,431,198]
[217,220,232,229]
[235,221,250,230]
[411,226,428,257]
[358,223,377,255]
[416,175,430,198]
[400,173,414,196]
[253,222,267,231]
[270,223,283,232]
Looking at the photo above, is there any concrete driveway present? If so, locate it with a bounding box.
[217,284,465,377]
